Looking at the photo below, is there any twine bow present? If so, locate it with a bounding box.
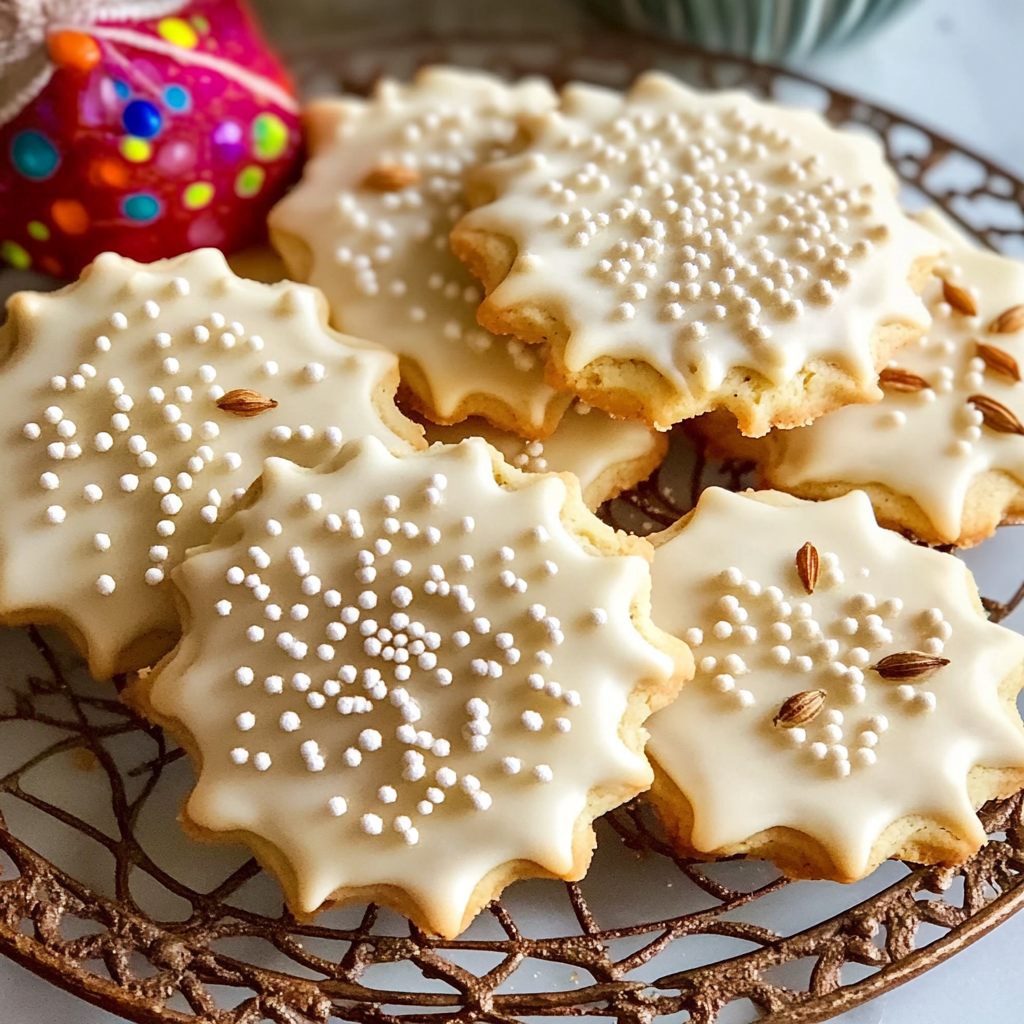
[0,0,297,129]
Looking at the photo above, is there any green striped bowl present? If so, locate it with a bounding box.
[584,0,920,61]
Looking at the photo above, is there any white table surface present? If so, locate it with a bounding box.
[4,0,1024,1020]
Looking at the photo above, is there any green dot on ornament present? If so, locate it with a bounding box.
[252,113,289,161]
[1,241,31,269]
[235,165,265,198]
[27,221,50,241]
[183,181,214,210]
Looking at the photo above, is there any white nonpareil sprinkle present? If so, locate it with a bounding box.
[359,728,382,751]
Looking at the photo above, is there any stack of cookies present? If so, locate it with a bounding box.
[4,65,1024,938]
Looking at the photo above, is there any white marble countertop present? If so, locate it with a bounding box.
[3,0,1024,1020]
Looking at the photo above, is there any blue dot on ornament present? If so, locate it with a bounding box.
[10,131,60,181]
[122,193,162,223]
[122,100,163,139]
[163,84,191,112]
[113,79,131,100]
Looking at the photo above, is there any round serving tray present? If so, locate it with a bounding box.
[4,31,1024,1024]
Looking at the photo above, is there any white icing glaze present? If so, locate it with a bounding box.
[0,249,421,678]
[420,401,663,509]
[766,209,1024,543]
[647,487,1024,878]
[457,72,940,429]
[147,436,677,936]
[269,67,567,434]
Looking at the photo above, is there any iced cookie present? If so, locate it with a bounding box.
[646,487,1024,882]
[131,436,690,937]
[419,401,667,510]
[0,249,423,679]
[268,67,571,438]
[760,210,1024,547]
[451,72,942,436]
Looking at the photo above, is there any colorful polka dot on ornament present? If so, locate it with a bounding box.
[122,193,162,222]
[183,182,215,210]
[0,0,301,277]
[252,113,289,161]
[47,31,103,74]
[164,86,191,112]
[235,166,265,198]
[0,241,30,269]
[119,137,152,163]
[10,131,60,181]
[122,100,163,139]
[157,17,199,49]
[51,200,89,236]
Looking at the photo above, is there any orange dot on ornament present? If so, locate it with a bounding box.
[51,200,90,236]
[40,256,63,277]
[47,31,102,72]
[91,158,130,188]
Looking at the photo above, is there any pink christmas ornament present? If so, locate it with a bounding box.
[0,0,301,278]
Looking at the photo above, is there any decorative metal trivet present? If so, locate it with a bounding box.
[4,32,1024,1024]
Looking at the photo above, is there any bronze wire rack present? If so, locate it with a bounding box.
[4,31,1024,1024]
